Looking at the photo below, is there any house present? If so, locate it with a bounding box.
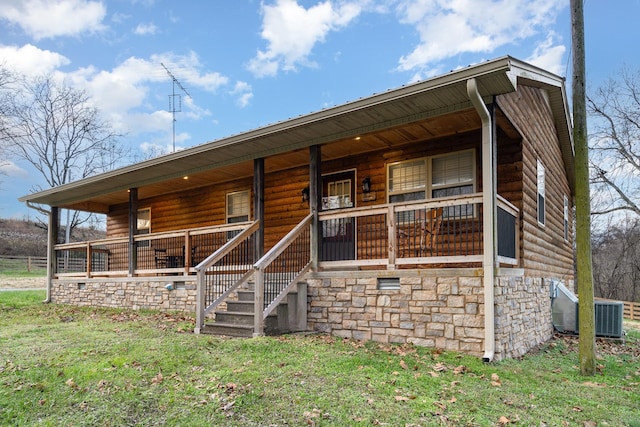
[19,56,575,361]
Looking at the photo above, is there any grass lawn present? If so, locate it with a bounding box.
[0,258,46,278]
[1,290,639,426]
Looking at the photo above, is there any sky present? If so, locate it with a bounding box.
[0,0,638,219]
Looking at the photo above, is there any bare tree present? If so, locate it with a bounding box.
[1,71,123,239]
[0,66,17,184]
[588,67,640,217]
[592,219,640,302]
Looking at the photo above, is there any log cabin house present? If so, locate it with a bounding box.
[20,56,575,361]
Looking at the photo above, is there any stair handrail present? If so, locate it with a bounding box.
[253,213,313,336]
[194,220,260,334]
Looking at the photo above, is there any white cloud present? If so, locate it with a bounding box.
[0,160,29,178]
[248,0,363,77]
[231,81,253,108]
[394,0,566,77]
[526,34,566,76]
[0,44,70,76]
[134,22,158,35]
[0,0,107,40]
[58,52,231,142]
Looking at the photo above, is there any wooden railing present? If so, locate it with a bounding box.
[53,222,255,278]
[253,214,313,335]
[194,221,260,333]
[318,193,519,269]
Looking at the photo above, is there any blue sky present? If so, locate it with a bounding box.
[0,0,638,219]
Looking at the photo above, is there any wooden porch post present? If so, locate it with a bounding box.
[46,206,59,303]
[128,188,138,276]
[310,145,321,270]
[254,158,265,260]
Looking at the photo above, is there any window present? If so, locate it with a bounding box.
[537,160,546,225]
[136,208,151,247]
[387,150,475,218]
[226,190,250,224]
[431,151,475,217]
[388,159,426,203]
[137,208,151,234]
[563,195,569,241]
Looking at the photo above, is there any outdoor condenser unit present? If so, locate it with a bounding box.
[551,282,624,338]
[593,300,624,338]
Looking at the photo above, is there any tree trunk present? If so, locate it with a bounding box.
[571,0,596,375]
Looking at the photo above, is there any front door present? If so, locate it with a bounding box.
[321,171,356,261]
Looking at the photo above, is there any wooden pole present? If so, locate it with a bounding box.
[571,0,596,375]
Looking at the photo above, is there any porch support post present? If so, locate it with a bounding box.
[468,78,497,362]
[254,158,265,260]
[309,145,321,270]
[45,206,59,303]
[128,188,138,277]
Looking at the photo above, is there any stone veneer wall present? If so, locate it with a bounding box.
[50,278,197,312]
[306,270,559,360]
[493,276,558,360]
[306,271,487,357]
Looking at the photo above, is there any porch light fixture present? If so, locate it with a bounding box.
[301,187,310,202]
[362,177,371,193]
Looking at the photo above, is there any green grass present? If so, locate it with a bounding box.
[0,258,46,277]
[1,290,639,426]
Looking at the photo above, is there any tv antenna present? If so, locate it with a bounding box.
[161,62,191,152]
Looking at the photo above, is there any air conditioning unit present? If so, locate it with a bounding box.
[551,283,624,338]
[593,300,624,338]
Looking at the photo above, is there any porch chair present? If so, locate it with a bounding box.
[396,207,444,257]
[154,248,169,268]
[417,207,443,256]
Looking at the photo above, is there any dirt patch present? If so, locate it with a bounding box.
[0,277,47,289]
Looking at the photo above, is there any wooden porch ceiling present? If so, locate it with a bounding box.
[67,108,489,213]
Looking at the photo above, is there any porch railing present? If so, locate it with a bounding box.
[318,193,519,269]
[253,213,313,335]
[194,221,260,334]
[53,222,257,277]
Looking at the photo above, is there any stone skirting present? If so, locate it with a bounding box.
[50,277,197,312]
[49,269,567,361]
[306,269,561,360]
[493,276,557,360]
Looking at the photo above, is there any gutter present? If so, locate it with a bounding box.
[467,78,496,362]
[26,202,52,304]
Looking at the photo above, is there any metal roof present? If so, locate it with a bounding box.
[19,56,573,212]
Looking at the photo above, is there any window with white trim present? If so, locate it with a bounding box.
[387,150,475,217]
[137,208,151,234]
[537,160,546,225]
[431,150,475,217]
[563,195,569,241]
[226,190,250,224]
[388,158,426,203]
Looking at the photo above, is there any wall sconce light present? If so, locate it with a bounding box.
[302,187,310,202]
[362,177,371,194]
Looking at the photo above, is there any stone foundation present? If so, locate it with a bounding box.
[493,276,556,360]
[49,269,567,361]
[306,270,486,357]
[51,277,197,312]
[307,269,562,360]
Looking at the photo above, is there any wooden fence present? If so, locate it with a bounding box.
[0,255,48,272]
[622,301,640,321]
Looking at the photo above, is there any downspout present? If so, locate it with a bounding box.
[26,201,53,303]
[467,78,496,362]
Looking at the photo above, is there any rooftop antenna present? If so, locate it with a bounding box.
[161,62,191,152]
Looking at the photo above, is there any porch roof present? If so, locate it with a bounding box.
[19,56,573,214]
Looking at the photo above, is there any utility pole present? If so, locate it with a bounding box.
[161,63,191,152]
[571,0,596,376]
